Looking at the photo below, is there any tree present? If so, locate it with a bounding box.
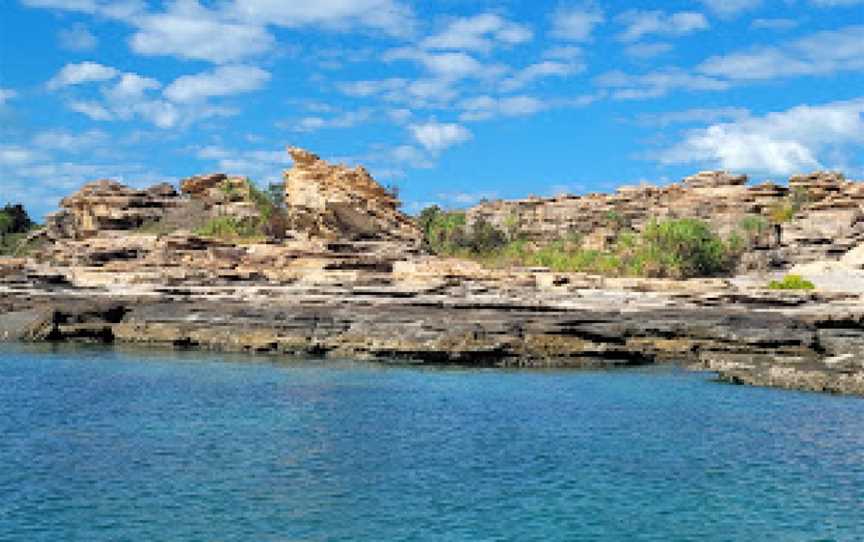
[0,204,32,236]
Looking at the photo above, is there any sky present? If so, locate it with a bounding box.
[1,0,863,219]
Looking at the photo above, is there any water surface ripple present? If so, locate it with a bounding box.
[1,344,862,541]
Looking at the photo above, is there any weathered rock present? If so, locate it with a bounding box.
[467,170,864,269]
[682,170,748,188]
[6,159,864,397]
[284,147,422,245]
[45,179,183,240]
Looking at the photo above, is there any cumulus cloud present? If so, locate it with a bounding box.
[58,23,98,51]
[698,25,864,81]
[33,129,110,152]
[421,13,532,53]
[384,48,506,81]
[227,0,416,37]
[289,109,373,132]
[500,61,582,92]
[195,144,290,181]
[129,2,274,64]
[623,42,673,58]
[409,121,472,152]
[459,95,546,121]
[659,98,864,175]
[750,18,798,30]
[0,88,17,106]
[615,10,709,42]
[47,62,253,128]
[595,68,729,99]
[810,0,864,5]
[164,65,271,103]
[26,0,416,64]
[47,62,119,90]
[698,0,762,17]
[68,100,114,121]
[550,5,605,42]
[637,107,750,127]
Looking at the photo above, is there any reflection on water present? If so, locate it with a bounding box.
[1,343,863,541]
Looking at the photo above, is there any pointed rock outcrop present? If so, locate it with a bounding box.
[284,147,421,245]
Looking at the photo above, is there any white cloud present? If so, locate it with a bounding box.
[68,100,114,121]
[595,68,729,99]
[337,77,458,108]
[47,61,119,90]
[227,0,416,37]
[550,5,605,41]
[624,42,673,58]
[385,48,506,81]
[0,145,40,166]
[26,0,416,64]
[810,0,864,5]
[0,88,17,106]
[544,45,582,60]
[50,63,242,128]
[105,73,162,101]
[409,121,472,152]
[33,129,109,152]
[637,107,750,127]
[421,13,532,53]
[459,95,547,121]
[699,25,864,81]
[698,0,762,17]
[501,61,581,92]
[21,0,145,18]
[129,2,274,64]
[615,10,709,42]
[195,144,290,181]
[58,24,98,51]
[289,109,373,132]
[164,65,271,103]
[660,98,864,175]
[750,18,798,30]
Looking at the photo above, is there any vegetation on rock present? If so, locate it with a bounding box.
[418,206,742,279]
[188,180,289,242]
[0,204,39,255]
[768,274,816,290]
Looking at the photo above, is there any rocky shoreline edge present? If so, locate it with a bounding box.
[2,264,862,396]
[2,148,862,396]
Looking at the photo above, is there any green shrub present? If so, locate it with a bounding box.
[637,218,729,278]
[0,204,38,256]
[194,216,262,240]
[768,274,815,291]
[418,212,742,278]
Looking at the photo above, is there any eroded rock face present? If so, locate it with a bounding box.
[467,170,864,267]
[284,147,422,245]
[45,179,182,240]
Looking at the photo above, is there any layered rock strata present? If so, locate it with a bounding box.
[284,148,422,244]
[5,156,863,396]
[1,253,863,395]
[468,171,864,267]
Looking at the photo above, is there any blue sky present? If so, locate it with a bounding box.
[1,0,863,219]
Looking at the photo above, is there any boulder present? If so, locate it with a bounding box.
[284,147,421,245]
[46,179,184,240]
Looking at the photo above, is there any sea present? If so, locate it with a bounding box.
[1,343,862,541]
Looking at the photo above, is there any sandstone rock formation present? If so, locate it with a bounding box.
[284,147,421,245]
[45,180,182,240]
[8,157,864,397]
[467,170,864,269]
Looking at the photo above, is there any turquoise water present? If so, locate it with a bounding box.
[1,344,863,541]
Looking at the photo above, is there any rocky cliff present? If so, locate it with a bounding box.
[467,170,864,268]
[284,147,421,244]
[4,152,863,396]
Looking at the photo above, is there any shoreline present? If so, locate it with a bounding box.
[3,267,863,396]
